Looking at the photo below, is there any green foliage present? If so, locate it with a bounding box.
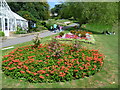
[0,31,5,37]
[59,32,64,37]
[15,26,27,34]
[2,42,104,83]
[17,11,37,21]
[65,27,78,31]
[8,2,50,20]
[59,2,118,28]
[45,23,53,30]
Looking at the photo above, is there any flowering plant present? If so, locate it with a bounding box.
[2,42,104,83]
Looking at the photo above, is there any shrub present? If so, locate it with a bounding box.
[15,26,27,34]
[0,31,5,37]
[45,23,53,30]
[59,32,64,37]
[32,33,41,48]
[66,27,76,31]
[2,42,104,83]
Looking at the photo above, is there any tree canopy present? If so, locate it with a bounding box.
[8,2,50,20]
[52,2,118,27]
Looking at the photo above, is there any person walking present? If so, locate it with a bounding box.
[53,23,57,33]
[50,26,53,31]
[59,25,63,32]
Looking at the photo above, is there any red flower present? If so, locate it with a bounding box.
[59,72,63,74]
[28,56,35,59]
[46,55,50,58]
[74,66,77,68]
[57,61,61,64]
[92,68,95,70]
[23,65,28,69]
[17,66,21,69]
[8,62,13,65]
[10,51,14,53]
[33,73,37,75]
[18,62,24,65]
[12,59,20,63]
[50,71,54,74]
[39,60,43,62]
[39,76,45,79]
[74,70,78,72]
[4,67,9,69]
[2,60,9,63]
[18,50,23,52]
[94,65,97,68]
[26,70,32,73]
[94,61,97,63]
[46,74,49,76]
[37,70,46,74]
[9,67,16,70]
[3,55,10,58]
[64,70,68,73]
[79,66,84,70]
[20,71,25,73]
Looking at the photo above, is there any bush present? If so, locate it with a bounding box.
[15,30,27,34]
[45,23,53,30]
[59,32,64,37]
[2,42,104,83]
[65,27,78,31]
[0,31,5,37]
[32,33,41,48]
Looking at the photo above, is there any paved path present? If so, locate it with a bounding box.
[1,31,56,48]
[1,23,79,48]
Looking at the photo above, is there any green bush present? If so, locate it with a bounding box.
[65,27,78,31]
[0,31,5,37]
[45,23,53,30]
[59,32,64,37]
[15,31,27,34]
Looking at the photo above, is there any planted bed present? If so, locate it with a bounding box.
[2,40,104,83]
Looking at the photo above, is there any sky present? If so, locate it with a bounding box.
[47,0,64,9]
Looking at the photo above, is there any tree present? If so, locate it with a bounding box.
[8,2,50,20]
[59,2,118,27]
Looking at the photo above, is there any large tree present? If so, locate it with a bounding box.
[8,2,50,20]
[59,2,118,27]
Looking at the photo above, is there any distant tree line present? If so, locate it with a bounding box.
[51,2,118,27]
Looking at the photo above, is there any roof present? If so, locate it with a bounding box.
[11,11,27,21]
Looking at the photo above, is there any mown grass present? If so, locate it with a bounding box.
[1,24,118,88]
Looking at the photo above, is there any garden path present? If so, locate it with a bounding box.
[1,31,57,48]
[1,23,79,48]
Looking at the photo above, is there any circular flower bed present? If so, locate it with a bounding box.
[2,43,104,83]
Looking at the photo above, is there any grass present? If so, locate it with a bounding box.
[1,24,118,88]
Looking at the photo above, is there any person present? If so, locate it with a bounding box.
[53,24,57,33]
[50,26,53,31]
[59,25,63,32]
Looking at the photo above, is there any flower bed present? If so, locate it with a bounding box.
[2,43,104,83]
[55,31,95,44]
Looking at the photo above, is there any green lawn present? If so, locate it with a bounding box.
[1,24,118,88]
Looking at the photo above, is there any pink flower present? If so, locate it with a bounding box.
[39,76,45,79]
[46,74,49,76]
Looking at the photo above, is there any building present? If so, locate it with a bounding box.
[0,0,28,36]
